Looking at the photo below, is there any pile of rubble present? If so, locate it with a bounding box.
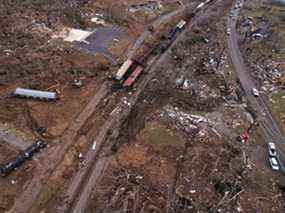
[241,16,270,41]
[163,105,220,140]
[251,60,284,92]
[128,1,161,13]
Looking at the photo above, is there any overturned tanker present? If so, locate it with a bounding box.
[13,88,58,101]
[0,139,47,176]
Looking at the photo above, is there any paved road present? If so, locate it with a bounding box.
[74,26,125,65]
[227,0,285,172]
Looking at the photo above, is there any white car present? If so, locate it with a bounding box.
[268,142,277,157]
[226,28,231,36]
[252,88,259,97]
[269,157,279,171]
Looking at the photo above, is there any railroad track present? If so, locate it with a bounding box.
[10,1,217,212]
[65,44,166,213]
[65,1,223,212]
[8,82,111,213]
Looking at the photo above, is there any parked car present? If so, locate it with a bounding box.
[252,88,259,97]
[236,131,249,143]
[268,142,277,157]
[269,156,279,171]
[226,28,231,36]
[229,10,236,18]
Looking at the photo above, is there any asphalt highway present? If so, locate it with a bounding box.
[227,0,285,172]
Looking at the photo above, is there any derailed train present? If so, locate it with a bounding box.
[114,20,187,88]
[113,0,214,88]
[0,139,47,176]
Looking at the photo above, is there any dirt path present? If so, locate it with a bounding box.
[59,110,119,212]
[8,82,110,213]
[126,1,195,59]
[67,59,161,213]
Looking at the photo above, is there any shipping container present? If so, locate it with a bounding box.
[14,88,57,101]
[168,20,187,40]
[167,28,180,40]
[115,59,133,80]
[123,65,144,87]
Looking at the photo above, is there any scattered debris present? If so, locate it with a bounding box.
[163,105,221,139]
[182,79,191,90]
[91,14,106,25]
[121,97,131,107]
[128,1,161,13]
[92,141,97,151]
[54,28,92,42]
[73,79,83,88]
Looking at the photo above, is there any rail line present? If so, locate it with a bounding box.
[65,1,223,212]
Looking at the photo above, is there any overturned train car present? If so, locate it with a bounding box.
[0,140,47,176]
[14,88,58,101]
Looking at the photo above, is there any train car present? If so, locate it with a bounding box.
[0,154,26,176]
[196,0,212,11]
[0,139,47,176]
[115,59,134,81]
[196,2,205,9]
[14,88,57,101]
[24,139,47,159]
[123,65,144,87]
[167,20,186,40]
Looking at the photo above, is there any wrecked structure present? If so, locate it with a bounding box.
[128,1,161,13]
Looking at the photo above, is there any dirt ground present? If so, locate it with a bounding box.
[0,142,35,211]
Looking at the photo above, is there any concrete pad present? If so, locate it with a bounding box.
[63,28,92,42]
